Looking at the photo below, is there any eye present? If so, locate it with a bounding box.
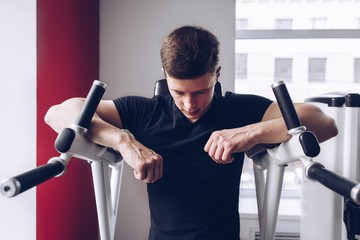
[195,90,206,95]
[174,91,184,96]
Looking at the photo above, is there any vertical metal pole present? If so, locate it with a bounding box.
[110,163,123,216]
[261,160,285,240]
[343,103,360,182]
[252,153,271,236]
[91,161,112,240]
[253,165,265,234]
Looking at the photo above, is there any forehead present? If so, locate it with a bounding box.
[166,72,215,92]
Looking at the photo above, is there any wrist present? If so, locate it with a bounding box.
[246,122,266,146]
[114,128,134,152]
[120,129,134,137]
[253,119,289,144]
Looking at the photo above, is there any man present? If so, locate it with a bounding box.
[45,25,338,240]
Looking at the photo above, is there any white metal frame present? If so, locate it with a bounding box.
[247,82,360,240]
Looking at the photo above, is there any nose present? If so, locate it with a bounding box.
[183,95,196,111]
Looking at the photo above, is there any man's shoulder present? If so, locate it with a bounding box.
[222,91,259,101]
[114,95,172,106]
[222,91,272,103]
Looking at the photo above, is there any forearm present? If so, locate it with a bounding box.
[85,115,129,151]
[205,103,338,163]
[86,120,163,183]
[204,119,289,163]
[45,98,163,183]
[248,118,290,146]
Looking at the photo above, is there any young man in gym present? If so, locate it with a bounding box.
[45,25,338,240]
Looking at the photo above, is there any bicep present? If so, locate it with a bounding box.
[96,100,123,129]
[262,102,338,142]
[262,102,282,122]
[262,102,305,122]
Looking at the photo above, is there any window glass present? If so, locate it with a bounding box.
[236,18,248,30]
[275,19,293,29]
[275,58,293,82]
[308,58,326,82]
[235,53,248,79]
[235,0,360,217]
[355,58,360,83]
[311,18,327,29]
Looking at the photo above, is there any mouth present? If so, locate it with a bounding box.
[183,109,200,117]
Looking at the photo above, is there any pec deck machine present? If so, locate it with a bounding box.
[1,80,360,240]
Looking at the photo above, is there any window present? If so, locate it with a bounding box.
[311,18,328,29]
[308,58,326,82]
[275,19,293,29]
[236,18,248,30]
[235,0,360,222]
[355,58,360,83]
[235,53,248,79]
[275,58,293,82]
[235,0,360,101]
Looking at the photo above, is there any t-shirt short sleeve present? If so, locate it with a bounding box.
[223,92,273,126]
[113,96,157,132]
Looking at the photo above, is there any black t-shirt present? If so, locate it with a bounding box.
[113,92,272,240]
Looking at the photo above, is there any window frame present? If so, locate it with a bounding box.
[236,29,360,39]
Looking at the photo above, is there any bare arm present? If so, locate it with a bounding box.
[204,102,338,163]
[262,102,338,143]
[44,98,163,183]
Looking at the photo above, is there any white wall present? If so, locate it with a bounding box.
[0,0,36,240]
[100,0,235,238]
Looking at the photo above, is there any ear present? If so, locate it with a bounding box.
[216,66,221,80]
[162,67,167,78]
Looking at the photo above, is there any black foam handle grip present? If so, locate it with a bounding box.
[307,162,357,201]
[272,81,302,130]
[74,80,106,129]
[0,161,65,197]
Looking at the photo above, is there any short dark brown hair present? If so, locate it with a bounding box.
[160,25,219,79]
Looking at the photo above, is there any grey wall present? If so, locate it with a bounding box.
[100,0,235,99]
[100,0,235,238]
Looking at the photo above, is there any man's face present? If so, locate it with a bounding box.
[166,72,217,123]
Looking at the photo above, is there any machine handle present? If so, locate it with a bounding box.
[1,80,107,198]
[306,162,360,205]
[0,160,65,198]
[74,80,106,129]
[272,81,302,131]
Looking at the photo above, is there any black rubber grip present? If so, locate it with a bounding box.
[272,81,302,130]
[1,161,65,197]
[343,199,360,238]
[54,128,76,153]
[307,162,356,200]
[74,80,106,129]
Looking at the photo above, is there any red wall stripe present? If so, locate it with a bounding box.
[37,0,99,239]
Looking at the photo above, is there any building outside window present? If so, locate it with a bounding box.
[236,53,248,79]
[311,18,328,29]
[308,58,326,82]
[275,18,293,29]
[355,58,360,83]
[275,58,293,82]
[235,0,360,238]
[236,18,248,30]
[235,1,360,99]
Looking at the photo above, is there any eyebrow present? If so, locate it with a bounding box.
[170,85,213,93]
